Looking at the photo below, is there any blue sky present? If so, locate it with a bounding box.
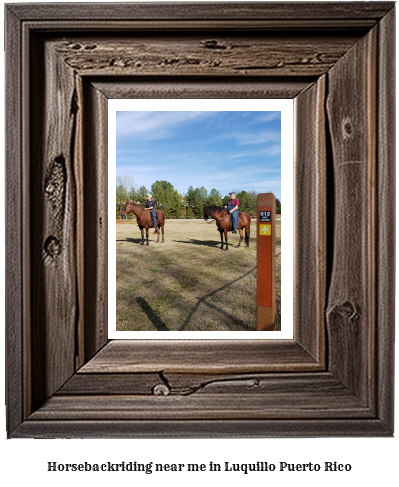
[116,111,281,199]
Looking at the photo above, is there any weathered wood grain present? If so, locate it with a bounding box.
[81,81,109,363]
[58,372,163,396]
[91,78,311,100]
[163,371,347,396]
[20,19,384,33]
[30,37,78,407]
[33,369,375,422]
[79,340,321,374]
[27,383,373,421]
[13,418,391,439]
[53,33,360,78]
[376,7,395,432]
[74,75,85,370]
[7,2,394,22]
[294,76,326,364]
[326,26,377,405]
[59,371,355,397]
[5,5,24,437]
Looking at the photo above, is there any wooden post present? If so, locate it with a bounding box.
[257,193,276,331]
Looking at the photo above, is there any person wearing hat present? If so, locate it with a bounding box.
[144,194,157,228]
[224,192,240,234]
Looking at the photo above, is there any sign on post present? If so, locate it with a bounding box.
[257,193,276,331]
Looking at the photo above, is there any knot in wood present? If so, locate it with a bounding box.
[339,301,358,321]
[327,301,358,323]
[202,40,227,50]
[152,383,170,396]
[45,181,56,197]
[45,156,66,209]
[44,236,61,258]
[83,44,97,51]
[342,119,353,138]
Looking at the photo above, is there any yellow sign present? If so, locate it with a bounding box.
[259,224,271,236]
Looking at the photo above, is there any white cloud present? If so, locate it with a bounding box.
[234,131,281,146]
[116,111,210,141]
[229,145,281,159]
[216,128,281,147]
[255,112,281,123]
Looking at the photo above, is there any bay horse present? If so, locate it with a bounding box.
[203,204,251,251]
[120,202,165,246]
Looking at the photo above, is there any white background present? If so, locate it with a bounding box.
[1,1,397,486]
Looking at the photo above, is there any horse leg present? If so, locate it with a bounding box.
[224,229,228,251]
[161,223,165,243]
[219,229,224,249]
[245,224,250,247]
[237,228,243,248]
[140,227,144,246]
[155,225,160,243]
[145,227,149,246]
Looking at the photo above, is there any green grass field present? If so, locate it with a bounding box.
[116,219,281,332]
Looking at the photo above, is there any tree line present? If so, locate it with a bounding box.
[116,175,281,219]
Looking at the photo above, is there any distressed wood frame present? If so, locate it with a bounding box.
[5,2,395,438]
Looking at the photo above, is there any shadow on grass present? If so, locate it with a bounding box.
[117,237,158,244]
[179,266,257,331]
[174,238,245,249]
[174,239,219,247]
[136,297,169,331]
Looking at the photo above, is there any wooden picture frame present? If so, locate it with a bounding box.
[5,2,395,438]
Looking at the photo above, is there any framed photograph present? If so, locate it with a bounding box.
[5,2,395,437]
[108,98,294,339]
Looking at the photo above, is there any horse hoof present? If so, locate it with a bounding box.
[224,248,229,251]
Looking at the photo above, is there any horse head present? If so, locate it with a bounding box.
[120,201,130,218]
[202,204,209,221]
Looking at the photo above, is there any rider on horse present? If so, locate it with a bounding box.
[144,194,157,228]
[225,192,240,234]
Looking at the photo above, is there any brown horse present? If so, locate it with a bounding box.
[120,202,165,246]
[203,204,251,251]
